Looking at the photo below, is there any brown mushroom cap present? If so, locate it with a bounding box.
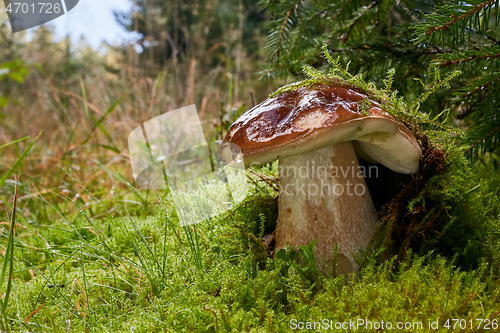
[219,83,422,174]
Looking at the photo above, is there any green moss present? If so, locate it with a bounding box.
[264,46,497,273]
[3,172,500,331]
[374,137,492,270]
[270,45,461,137]
[5,229,500,332]
[3,47,500,333]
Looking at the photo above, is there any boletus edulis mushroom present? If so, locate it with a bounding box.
[218,83,421,274]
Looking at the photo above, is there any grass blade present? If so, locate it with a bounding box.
[0,136,30,151]
[0,176,19,331]
[80,95,125,146]
[0,132,41,189]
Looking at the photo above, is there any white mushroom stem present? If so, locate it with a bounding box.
[275,141,378,274]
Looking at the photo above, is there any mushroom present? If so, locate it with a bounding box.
[218,83,421,274]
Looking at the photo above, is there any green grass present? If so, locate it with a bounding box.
[1,34,500,332]
[1,163,500,332]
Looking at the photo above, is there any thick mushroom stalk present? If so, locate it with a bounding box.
[218,84,422,274]
[276,141,377,274]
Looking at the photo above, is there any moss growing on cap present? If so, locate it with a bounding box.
[258,45,495,272]
[270,44,462,137]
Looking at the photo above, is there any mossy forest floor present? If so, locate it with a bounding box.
[2,151,500,333]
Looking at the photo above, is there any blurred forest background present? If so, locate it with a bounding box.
[1,0,500,331]
[1,0,499,205]
[0,0,273,206]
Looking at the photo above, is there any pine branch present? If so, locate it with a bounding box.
[425,1,495,36]
[469,127,500,156]
[413,0,499,47]
[459,73,500,98]
[342,0,380,42]
[436,46,500,68]
[466,94,500,161]
[330,0,367,25]
[260,0,406,78]
[270,45,463,139]
[274,2,297,61]
[260,0,500,163]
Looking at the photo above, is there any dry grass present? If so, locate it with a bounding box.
[0,24,277,221]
